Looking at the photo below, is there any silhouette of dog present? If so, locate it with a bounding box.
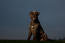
[27,11,48,41]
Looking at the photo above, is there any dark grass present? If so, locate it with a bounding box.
[0,40,65,43]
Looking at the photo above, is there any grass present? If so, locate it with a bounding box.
[0,40,65,43]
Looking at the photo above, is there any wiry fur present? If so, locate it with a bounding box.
[27,11,48,41]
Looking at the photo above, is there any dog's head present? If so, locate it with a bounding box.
[29,11,40,21]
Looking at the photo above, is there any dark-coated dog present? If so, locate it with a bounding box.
[27,11,48,41]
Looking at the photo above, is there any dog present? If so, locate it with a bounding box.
[27,11,48,41]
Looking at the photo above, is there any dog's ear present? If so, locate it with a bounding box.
[29,11,33,17]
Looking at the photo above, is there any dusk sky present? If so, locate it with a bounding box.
[0,0,65,40]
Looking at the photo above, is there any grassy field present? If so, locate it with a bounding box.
[0,40,65,43]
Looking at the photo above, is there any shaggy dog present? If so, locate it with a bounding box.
[27,11,48,41]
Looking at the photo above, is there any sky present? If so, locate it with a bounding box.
[0,0,65,40]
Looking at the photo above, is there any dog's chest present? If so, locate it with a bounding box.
[31,24,39,31]
[31,25,37,33]
[31,25,36,29]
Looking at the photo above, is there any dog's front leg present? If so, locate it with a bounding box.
[33,33,37,40]
[27,28,32,40]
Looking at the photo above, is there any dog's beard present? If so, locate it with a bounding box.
[33,18,35,20]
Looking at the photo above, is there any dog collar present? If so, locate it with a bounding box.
[32,25,34,29]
